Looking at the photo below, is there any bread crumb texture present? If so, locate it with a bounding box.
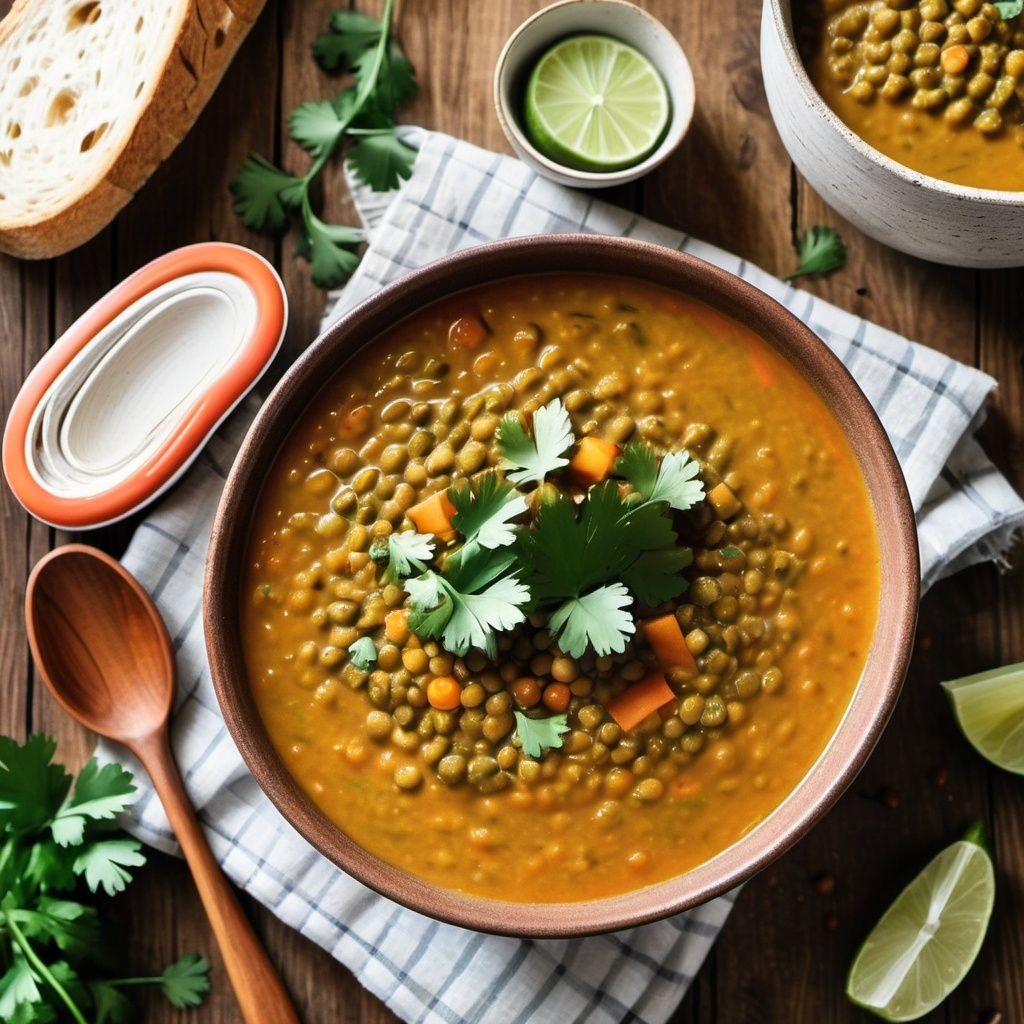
[0,0,264,257]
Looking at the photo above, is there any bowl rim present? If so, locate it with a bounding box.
[492,0,696,187]
[205,233,920,938]
[764,0,1024,203]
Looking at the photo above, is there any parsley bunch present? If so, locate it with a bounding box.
[230,0,417,288]
[371,399,705,661]
[0,734,210,1023]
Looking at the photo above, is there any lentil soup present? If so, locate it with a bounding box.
[798,0,1024,190]
[241,273,880,903]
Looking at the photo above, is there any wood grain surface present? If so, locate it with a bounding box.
[1,2,1022,1022]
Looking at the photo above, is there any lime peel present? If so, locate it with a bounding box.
[845,822,995,1022]
[941,660,1024,775]
[522,34,670,173]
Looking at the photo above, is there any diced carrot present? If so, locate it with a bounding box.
[448,313,489,349]
[671,775,702,799]
[941,43,969,75]
[427,675,463,710]
[384,608,410,644]
[568,436,621,487]
[642,614,698,675]
[407,491,456,539]
[707,481,742,520]
[743,338,775,387]
[605,672,676,732]
[542,682,571,713]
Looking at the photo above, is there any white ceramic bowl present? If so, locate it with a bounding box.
[494,0,695,188]
[761,0,1024,268]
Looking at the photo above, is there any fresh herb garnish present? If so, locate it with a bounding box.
[448,473,528,550]
[0,734,211,1022]
[348,636,378,671]
[513,711,571,759]
[995,0,1023,18]
[497,400,574,488]
[373,399,706,661]
[784,225,847,283]
[230,0,417,288]
[374,530,435,583]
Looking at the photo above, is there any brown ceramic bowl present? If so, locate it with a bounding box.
[205,234,919,938]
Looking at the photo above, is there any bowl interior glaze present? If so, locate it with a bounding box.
[205,235,919,938]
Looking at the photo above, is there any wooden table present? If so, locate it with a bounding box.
[2,1,1022,1021]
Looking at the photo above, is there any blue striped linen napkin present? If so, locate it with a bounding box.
[99,130,1024,1024]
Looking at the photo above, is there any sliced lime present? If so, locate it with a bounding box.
[942,661,1024,774]
[846,823,995,1022]
[522,34,670,173]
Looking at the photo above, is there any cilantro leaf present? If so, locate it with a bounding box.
[298,216,364,290]
[615,442,657,498]
[448,473,527,550]
[348,636,378,671]
[620,547,693,605]
[547,583,635,658]
[315,10,382,71]
[73,837,146,896]
[785,225,846,282]
[995,0,1023,16]
[406,561,529,659]
[229,154,303,235]
[230,0,416,287]
[376,530,434,582]
[290,100,347,156]
[51,759,136,847]
[497,399,574,487]
[617,444,704,511]
[0,734,70,835]
[441,575,531,659]
[514,711,571,759]
[158,953,212,1009]
[347,130,418,192]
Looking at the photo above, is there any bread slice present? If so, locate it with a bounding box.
[0,0,266,259]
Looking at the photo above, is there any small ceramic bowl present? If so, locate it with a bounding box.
[494,0,695,188]
[205,234,919,938]
[2,243,287,529]
[761,0,1024,268]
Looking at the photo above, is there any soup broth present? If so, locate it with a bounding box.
[241,274,880,902]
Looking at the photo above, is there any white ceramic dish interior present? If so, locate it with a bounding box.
[2,243,287,529]
[494,0,695,188]
[761,0,1024,268]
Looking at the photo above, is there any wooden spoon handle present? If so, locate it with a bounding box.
[134,730,301,1024]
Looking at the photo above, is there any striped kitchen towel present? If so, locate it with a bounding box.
[100,130,1024,1024]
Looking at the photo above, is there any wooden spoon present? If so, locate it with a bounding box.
[25,543,301,1024]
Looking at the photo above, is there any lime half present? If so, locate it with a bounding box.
[846,823,995,1022]
[942,661,1024,774]
[523,34,670,172]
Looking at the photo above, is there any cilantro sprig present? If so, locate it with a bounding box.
[0,734,210,1022]
[995,1,1023,17]
[784,225,847,283]
[373,400,705,661]
[230,0,417,288]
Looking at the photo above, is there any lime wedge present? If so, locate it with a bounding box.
[941,661,1024,774]
[846,823,995,1022]
[523,34,670,172]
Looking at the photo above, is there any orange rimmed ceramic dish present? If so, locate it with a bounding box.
[2,242,287,529]
[205,235,919,938]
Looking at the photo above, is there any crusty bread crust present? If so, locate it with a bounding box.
[0,0,267,259]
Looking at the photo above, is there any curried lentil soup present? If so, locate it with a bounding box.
[798,0,1024,190]
[242,274,880,903]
